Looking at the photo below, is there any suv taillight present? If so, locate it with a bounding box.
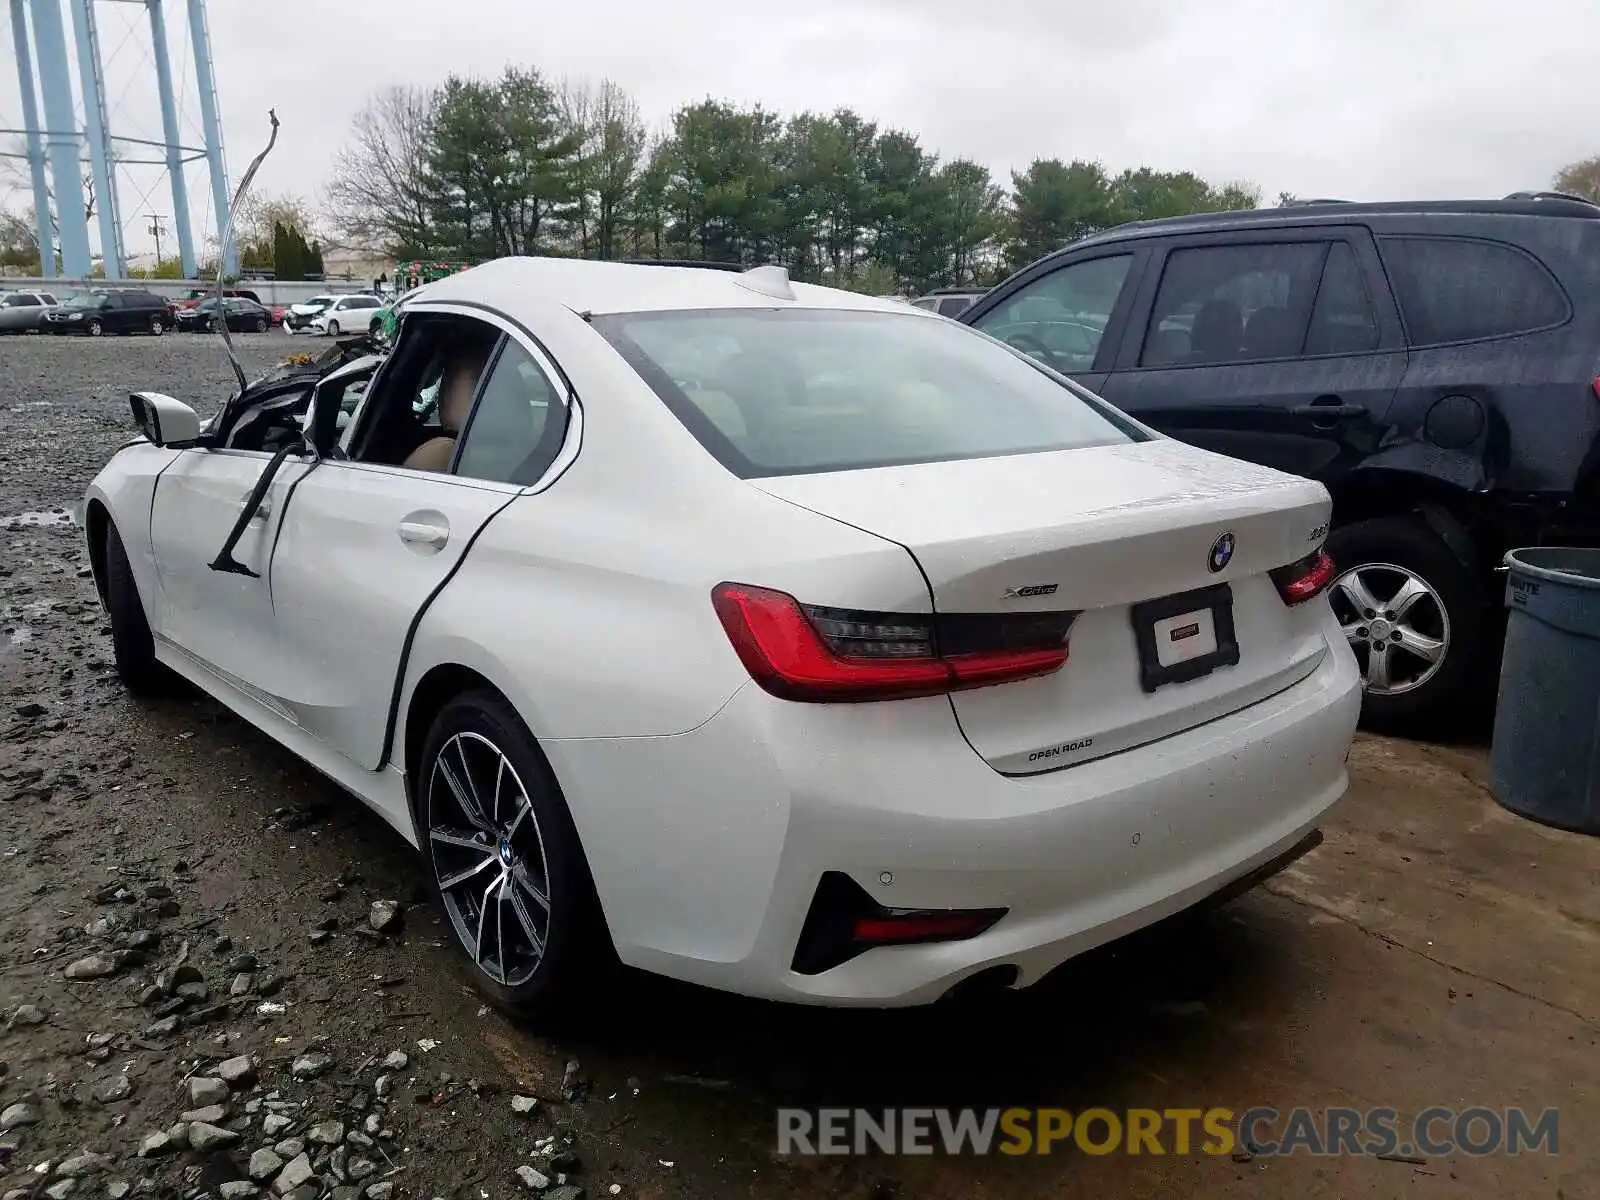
[1269,550,1336,605]
[1592,375,1600,402]
[711,583,1075,702]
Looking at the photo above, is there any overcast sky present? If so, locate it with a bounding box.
[3,0,1596,257]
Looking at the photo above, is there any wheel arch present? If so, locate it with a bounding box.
[1329,468,1488,576]
[84,497,111,609]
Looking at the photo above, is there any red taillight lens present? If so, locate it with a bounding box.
[851,911,1001,943]
[1592,375,1600,402]
[711,583,1073,702]
[1269,550,1336,605]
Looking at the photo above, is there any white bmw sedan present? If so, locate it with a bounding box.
[82,258,1360,1013]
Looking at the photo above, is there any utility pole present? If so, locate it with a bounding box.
[146,212,168,267]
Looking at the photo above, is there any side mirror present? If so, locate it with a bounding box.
[129,392,202,448]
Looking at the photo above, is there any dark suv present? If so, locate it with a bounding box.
[961,196,1600,733]
[44,289,174,337]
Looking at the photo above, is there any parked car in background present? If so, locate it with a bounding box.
[284,295,338,334]
[83,258,1360,1014]
[177,286,262,310]
[174,297,275,333]
[0,290,60,334]
[912,287,987,317]
[961,194,1600,733]
[44,289,173,337]
[310,292,384,336]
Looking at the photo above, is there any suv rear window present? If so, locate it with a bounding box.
[595,309,1140,478]
[1378,236,1570,346]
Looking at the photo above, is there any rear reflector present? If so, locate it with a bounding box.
[711,583,1074,702]
[792,871,1007,974]
[1270,550,1337,605]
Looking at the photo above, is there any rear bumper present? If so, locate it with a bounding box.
[548,617,1362,1006]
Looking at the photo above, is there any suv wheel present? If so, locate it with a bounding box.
[1326,516,1487,735]
[327,319,341,336]
[149,315,165,336]
[86,318,103,337]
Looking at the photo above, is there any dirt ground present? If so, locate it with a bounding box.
[1,334,1596,1200]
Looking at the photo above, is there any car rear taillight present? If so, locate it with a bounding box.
[711,582,1074,702]
[791,871,1007,974]
[1592,375,1600,402]
[1269,550,1336,605]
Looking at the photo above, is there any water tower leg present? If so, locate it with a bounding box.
[145,0,195,277]
[70,0,123,278]
[185,0,233,277]
[9,0,56,277]
[28,0,92,277]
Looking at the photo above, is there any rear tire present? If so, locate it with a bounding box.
[253,317,268,333]
[86,318,103,337]
[1326,516,1489,737]
[104,521,169,696]
[417,690,612,1018]
[149,315,165,336]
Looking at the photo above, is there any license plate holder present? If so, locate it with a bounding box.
[1130,582,1241,693]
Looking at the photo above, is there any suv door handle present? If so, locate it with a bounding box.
[240,493,271,522]
[1291,402,1367,420]
[398,519,449,550]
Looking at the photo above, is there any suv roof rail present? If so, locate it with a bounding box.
[1281,198,1354,206]
[1504,190,1600,206]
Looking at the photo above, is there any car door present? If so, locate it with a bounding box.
[1097,228,1407,483]
[264,310,573,770]
[148,447,313,706]
[964,249,1148,394]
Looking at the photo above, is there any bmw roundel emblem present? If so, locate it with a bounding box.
[1208,532,1236,573]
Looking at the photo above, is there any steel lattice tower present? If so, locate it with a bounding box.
[3,0,232,279]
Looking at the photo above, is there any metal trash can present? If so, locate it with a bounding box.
[1489,547,1600,834]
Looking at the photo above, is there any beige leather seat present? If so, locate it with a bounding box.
[403,350,489,472]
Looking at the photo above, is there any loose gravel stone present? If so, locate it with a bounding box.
[291,1052,332,1080]
[219,1053,259,1089]
[0,1101,41,1131]
[137,1131,173,1158]
[188,1120,240,1150]
[308,1119,345,1146]
[63,954,117,980]
[56,1151,111,1176]
[92,1075,133,1103]
[262,1114,292,1137]
[510,1094,539,1115]
[220,1183,259,1200]
[380,1049,408,1071]
[249,1147,285,1180]
[273,1152,315,1195]
[369,900,402,932]
[365,1184,393,1200]
[516,1165,551,1190]
[189,1075,229,1106]
[8,1004,46,1027]
[181,1104,228,1124]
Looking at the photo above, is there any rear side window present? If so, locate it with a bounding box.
[1141,242,1324,367]
[595,309,1139,478]
[1378,236,1570,346]
[454,340,565,485]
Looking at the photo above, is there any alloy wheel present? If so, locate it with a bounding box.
[427,731,553,988]
[1330,562,1450,696]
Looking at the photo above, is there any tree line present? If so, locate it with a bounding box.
[324,68,1266,294]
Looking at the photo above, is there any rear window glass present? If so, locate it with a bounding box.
[1378,236,1570,346]
[594,309,1140,478]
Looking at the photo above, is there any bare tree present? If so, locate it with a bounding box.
[1,137,96,222]
[1554,155,1600,204]
[558,78,646,260]
[324,85,437,256]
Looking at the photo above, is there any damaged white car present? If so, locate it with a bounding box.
[82,258,1360,1014]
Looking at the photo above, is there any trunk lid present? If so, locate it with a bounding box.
[752,439,1335,772]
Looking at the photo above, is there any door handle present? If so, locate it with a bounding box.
[398,520,449,550]
[240,493,271,522]
[1291,402,1367,420]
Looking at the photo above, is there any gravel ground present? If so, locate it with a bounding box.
[1,333,1595,1200]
